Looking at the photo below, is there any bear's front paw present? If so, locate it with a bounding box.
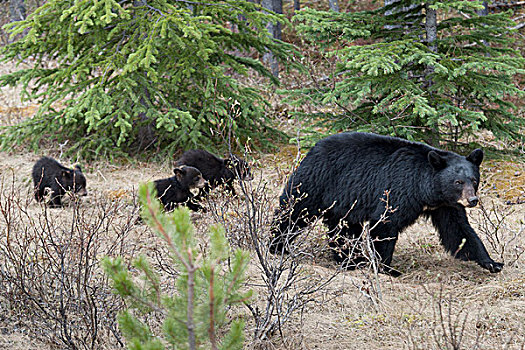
[381,265,402,277]
[479,260,504,273]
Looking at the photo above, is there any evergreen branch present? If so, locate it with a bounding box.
[0,0,294,158]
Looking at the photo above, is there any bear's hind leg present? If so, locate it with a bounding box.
[369,223,401,276]
[48,195,63,208]
[34,186,45,202]
[269,208,309,254]
[324,220,365,268]
[429,206,503,273]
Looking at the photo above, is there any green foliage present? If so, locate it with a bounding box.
[288,2,525,145]
[0,0,296,158]
[102,182,252,350]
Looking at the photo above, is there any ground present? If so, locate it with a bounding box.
[0,61,524,349]
[0,143,523,349]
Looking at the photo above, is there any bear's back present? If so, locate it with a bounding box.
[176,149,226,181]
[313,132,431,159]
[283,132,449,222]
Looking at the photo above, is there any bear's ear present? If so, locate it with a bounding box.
[466,149,483,166]
[428,151,447,170]
[173,167,185,181]
[74,165,82,172]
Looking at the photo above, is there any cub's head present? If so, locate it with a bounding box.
[225,155,253,181]
[62,165,88,196]
[428,149,483,208]
[174,166,206,190]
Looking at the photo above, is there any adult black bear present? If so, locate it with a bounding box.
[32,156,87,208]
[175,149,252,197]
[154,165,206,211]
[270,132,503,275]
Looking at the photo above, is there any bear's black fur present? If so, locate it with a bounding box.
[32,156,87,208]
[154,165,206,211]
[270,132,503,275]
[174,149,252,197]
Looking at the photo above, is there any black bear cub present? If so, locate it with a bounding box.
[175,149,252,197]
[270,132,503,276]
[154,165,206,211]
[32,156,87,208]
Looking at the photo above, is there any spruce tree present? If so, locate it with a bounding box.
[289,1,525,146]
[102,182,251,350]
[0,0,295,158]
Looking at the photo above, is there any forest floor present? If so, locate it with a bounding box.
[0,60,525,350]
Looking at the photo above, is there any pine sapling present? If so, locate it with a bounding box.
[102,182,252,350]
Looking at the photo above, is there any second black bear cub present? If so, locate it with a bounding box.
[32,156,87,208]
[175,149,252,197]
[154,165,206,211]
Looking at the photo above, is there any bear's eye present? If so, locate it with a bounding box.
[455,180,464,185]
[472,180,478,186]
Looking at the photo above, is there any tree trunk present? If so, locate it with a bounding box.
[132,0,157,151]
[8,0,27,42]
[384,0,420,30]
[425,3,438,145]
[9,0,26,23]
[425,4,437,53]
[261,0,282,77]
[476,1,489,48]
[477,1,488,16]
[329,0,339,12]
[294,0,300,12]
[272,0,282,42]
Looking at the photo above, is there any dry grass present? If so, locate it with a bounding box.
[0,144,523,349]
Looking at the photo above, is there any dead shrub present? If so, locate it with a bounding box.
[402,282,525,350]
[202,152,339,347]
[205,148,394,346]
[473,199,524,267]
[0,173,141,349]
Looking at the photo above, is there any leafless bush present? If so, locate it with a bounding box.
[346,221,384,308]
[204,154,339,347]
[206,151,396,346]
[430,286,477,350]
[0,173,142,349]
[338,191,397,309]
[472,199,524,267]
[402,282,525,350]
[199,108,341,345]
[403,284,480,350]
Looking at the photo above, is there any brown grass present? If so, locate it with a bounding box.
[0,143,523,349]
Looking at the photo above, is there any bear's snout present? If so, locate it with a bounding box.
[196,178,207,189]
[458,185,478,207]
[467,196,478,207]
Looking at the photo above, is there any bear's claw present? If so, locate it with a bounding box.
[479,260,504,273]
